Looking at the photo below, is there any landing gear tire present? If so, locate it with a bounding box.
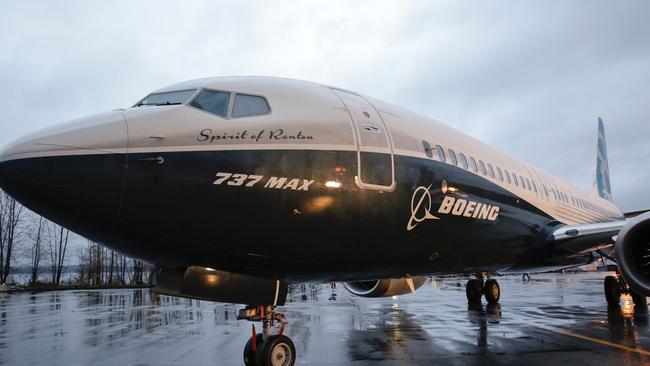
[466,279,483,304]
[484,279,500,305]
[244,333,264,366]
[631,291,648,307]
[604,275,621,306]
[255,335,296,366]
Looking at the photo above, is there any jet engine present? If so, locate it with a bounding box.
[150,266,288,305]
[344,277,426,298]
[615,212,650,296]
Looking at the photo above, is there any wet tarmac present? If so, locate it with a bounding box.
[1,272,649,365]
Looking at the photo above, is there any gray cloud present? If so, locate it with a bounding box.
[1,0,649,211]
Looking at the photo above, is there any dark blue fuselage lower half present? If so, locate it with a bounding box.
[0,149,593,283]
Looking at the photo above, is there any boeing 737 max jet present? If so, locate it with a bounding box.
[0,76,647,365]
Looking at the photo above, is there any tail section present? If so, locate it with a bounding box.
[594,117,613,202]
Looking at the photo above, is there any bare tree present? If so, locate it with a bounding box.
[81,241,106,286]
[0,193,24,284]
[77,246,87,285]
[28,217,45,285]
[130,259,145,285]
[47,223,69,286]
[108,250,115,285]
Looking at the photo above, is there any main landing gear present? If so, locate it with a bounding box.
[239,305,296,366]
[604,270,647,307]
[466,273,500,305]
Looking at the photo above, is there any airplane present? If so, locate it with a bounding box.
[0,76,648,366]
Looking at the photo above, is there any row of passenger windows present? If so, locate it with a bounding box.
[135,89,271,118]
[433,144,538,192]
[430,143,613,217]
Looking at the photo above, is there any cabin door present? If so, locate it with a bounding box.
[331,89,396,191]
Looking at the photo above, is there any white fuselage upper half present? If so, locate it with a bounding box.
[0,76,623,226]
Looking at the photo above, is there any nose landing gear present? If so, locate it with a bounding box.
[239,305,296,366]
[466,273,500,305]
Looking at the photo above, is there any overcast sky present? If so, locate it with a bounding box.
[1,1,649,212]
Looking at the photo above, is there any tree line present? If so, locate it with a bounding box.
[0,190,149,288]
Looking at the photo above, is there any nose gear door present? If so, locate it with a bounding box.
[331,89,396,191]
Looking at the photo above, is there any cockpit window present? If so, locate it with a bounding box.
[232,94,270,118]
[190,90,230,118]
[134,89,196,107]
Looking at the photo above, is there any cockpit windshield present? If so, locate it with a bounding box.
[134,89,196,107]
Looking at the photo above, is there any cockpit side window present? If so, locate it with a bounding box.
[232,94,270,118]
[190,89,231,118]
[134,89,196,107]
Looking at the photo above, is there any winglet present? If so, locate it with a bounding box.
[595,118,613,202]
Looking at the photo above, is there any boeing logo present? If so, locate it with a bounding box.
[407,182,501,231]
[406,185,440,231]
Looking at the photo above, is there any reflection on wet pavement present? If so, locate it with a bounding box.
[0,272,648,365]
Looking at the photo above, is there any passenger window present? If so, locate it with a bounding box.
[448,149,458,166]
[525,178,531,190]
[435,145,446,163]
[519,176,525,188]
[459,153,469,169]
[479,160,487,175]
[232,94,270,118]
[496,167,504,181]
[531,180,538,192]
[513,173,519,186]
[504,170,511,184]
[190,89,230,118]
[487,163,495,179]
[469,157,478,173]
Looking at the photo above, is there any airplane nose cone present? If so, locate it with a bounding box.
[0,110,128,242]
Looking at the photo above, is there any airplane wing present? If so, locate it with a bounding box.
[552,220,626,257]
[625,209,650,218]
[552,210,650,257]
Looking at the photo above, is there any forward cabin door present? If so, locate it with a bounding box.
[331,89,396,191]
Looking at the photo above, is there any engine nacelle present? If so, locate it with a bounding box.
[615,212,650,296]
[151,266,288,305]
[344,277,426,298]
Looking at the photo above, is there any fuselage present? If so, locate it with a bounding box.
[0,76,624,283]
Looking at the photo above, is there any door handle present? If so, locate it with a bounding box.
[138,156,165,165]
[148,135,166,140]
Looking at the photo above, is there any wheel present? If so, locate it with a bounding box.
[244,333,264,366]
[466,279,483,304]
[484,279,500,305]
[631,291,647,307]
[603,275,621,306]
[255,334,296,366]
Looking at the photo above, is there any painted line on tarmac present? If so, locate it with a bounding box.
[533,324,650,356]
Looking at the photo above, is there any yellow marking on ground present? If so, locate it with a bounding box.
[534,324,650,356]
